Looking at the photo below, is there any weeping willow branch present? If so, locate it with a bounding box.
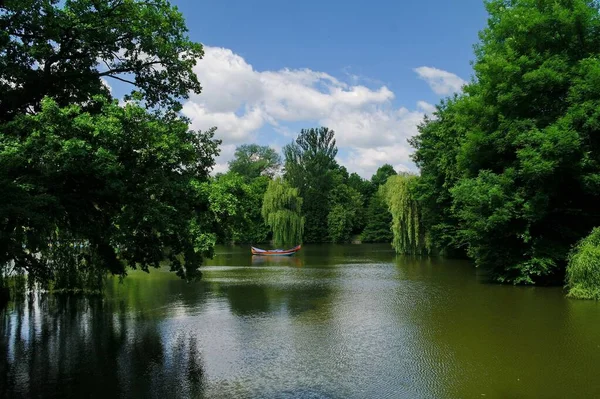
[566,227,600,300]
[383,174,429,255]
[261,178,304,246]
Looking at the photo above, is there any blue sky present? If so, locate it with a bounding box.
[126,0,489,177]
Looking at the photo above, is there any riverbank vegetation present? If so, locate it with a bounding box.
[4,0,600,299]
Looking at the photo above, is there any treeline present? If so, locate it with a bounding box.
[408,0,600,297]
[206,130,398,247]
[5,0,600,301]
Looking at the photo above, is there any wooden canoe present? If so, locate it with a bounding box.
[251,245,301,256]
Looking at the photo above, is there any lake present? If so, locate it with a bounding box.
[2,244,600,398]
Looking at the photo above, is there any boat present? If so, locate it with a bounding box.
[251,245,301,256]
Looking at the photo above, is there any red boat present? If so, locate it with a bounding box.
[251,245,302,256]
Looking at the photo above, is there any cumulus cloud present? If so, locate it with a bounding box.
[414,66,466,95]
[183,46,462,177]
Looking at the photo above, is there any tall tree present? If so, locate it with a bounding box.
[383,174,428,255]
[327,183,363,243]
[361,188,393,243]
[283,127,338,242]
[261,178,304,246]
[0,0,219,288]
[228,144,281,179]
[411,0,600,284]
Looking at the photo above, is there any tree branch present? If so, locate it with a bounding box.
[105,75,135,85]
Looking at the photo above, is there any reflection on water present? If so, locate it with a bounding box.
[251,255,304,267]
[2,244,600,398]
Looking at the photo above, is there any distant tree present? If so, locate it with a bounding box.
[283,127,338,242]
[361,188,393,243]
[205,173,270,244]
[261,178,304,246]
[228,144,281,179]
[371,164,397,188]
[327,183,363,243]
[383,174,428,255]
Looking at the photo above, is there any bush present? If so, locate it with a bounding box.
[566,228,600,300]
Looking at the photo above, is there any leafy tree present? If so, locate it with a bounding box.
[327,183,363,243]
[383,174,428,255]
[261,178,304,246]
[228,144,281,180]
[360,164,399,243]
[411,0,600,284]
[205,173,270,244]
[371,164,397,188]
[283,127,338,242]
[0,0,203,121]
[566,227,600,300]
[361,188,393,243]
[0,0,219,288]
[1,97,220,285]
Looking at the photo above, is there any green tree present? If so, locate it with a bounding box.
[327,183,363,243]
[0,0,203,120]
[361,188,393,243]
[371,164,397,188]
[1,97,220,285]
[360,164,398,243]
[411,0,600,284]
[383,174,428,255]
[566,227,600,300]
[205,173,270,244]
[0,0,219,288]
[228,144,281,180]
[283,127,338,242]
[261,178,304,247]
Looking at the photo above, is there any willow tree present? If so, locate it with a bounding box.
[383,174,428,255]
[261,178,304,247]
[566,228,600,300]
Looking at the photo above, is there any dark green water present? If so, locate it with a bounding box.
[2,244,600,398]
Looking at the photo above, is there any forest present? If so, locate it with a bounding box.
[2,0,600,300]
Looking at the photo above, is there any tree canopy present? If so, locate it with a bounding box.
[1,0,219,289]
[284,127,338,242]
[228,144,281,180]
[411,0,600,283]
[261,178,304,247]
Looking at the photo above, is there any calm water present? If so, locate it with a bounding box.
[2,244,600,398]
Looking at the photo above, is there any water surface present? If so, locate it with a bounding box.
[2,244,600,398]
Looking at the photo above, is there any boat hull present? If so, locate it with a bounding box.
[251,245,301,256]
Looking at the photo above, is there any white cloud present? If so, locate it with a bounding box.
[183,47,461,177]
[417,100,436,114]
[414,66,466,95]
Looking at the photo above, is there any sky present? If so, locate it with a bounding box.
[126,0,489,178]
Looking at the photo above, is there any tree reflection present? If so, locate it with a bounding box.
[0,293,206,399]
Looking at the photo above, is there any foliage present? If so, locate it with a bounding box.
[0,0,219,293]
[261,178,304,246]
[204,173,270,244]
[566,227,600,300]
[371,164,397,188]
[327,183,363,243]
[410,0,600,283]
[283,127,338,242]
[0,97,220,286]
[228,144,282,180]
[361,188,393,243]
[383,174,428,255]
[0,0,203,120]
